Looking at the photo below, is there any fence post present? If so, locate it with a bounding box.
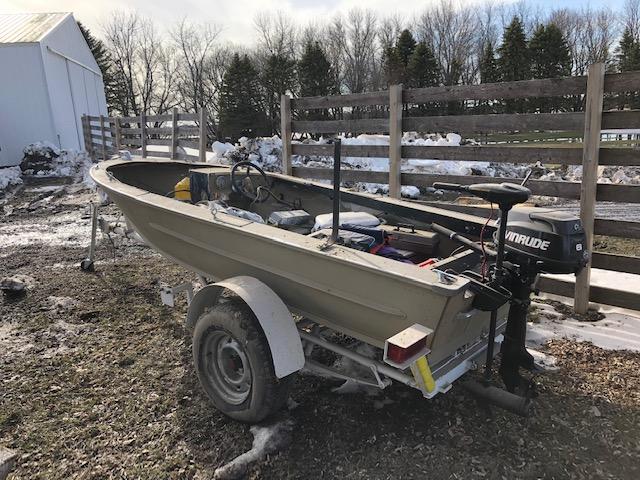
[115,117,122,151]
[140,113,147,158]
[171,107,178,160]
[574,62,605,314]
[388,84,403,199]
[100,115,107,160]
[280,94,292,176]
[199,107,207,162]
[81,115,91,160]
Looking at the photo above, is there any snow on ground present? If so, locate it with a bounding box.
[0,211,92,247]
[526,269,640,352]
[213,418,294,480]
[355,183,421,198]
[527,301,640,352]
[130,133,640,190]
[545,268,640,295]
[1,142,95,191]
[0,166,23,190]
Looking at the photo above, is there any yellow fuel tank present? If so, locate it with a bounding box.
[174,177,191,201]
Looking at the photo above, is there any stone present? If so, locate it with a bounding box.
[0,447,17,480]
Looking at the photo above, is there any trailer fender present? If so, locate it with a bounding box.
[186,275,305,379]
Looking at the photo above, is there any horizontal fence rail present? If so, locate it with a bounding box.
[82,108,207,162]
[281,65,640,313]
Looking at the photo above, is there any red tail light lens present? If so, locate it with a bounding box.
[386,339,426,365]
[383,324,433,369]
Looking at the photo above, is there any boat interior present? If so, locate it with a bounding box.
[108,161,490,275]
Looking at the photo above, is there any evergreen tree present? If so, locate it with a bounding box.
[616,28,640,109]
[384,29,418,86]
[396,29,417,66]
[529,24,571,79]
[77,22,117,114]
[478,41,499,113]
[383,46,404,86]
[261,53,297,135]
[298,41,336,121]
[406,42,440,115]
[479,41,499,84]
[529,23,572,112]
[497,17,530,112]
[407,42,440,88]
[219,54,267,141]
[616,27,640,72]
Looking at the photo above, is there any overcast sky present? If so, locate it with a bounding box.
[1,0,627,45]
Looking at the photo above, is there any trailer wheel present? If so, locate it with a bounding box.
[192,298,293,423]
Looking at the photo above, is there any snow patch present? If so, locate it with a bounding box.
[355,183,421,198]
[544,268,640,295]
[526,348,559,371]
[213,418,294,480]
[0,211,91,247]
[527,300,640,352]
[210,141,235,159]
[23,141,60,158]
[0,166,23,190]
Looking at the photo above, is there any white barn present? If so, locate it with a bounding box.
[0,12,108,167]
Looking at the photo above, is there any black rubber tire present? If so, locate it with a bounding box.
[192,298,293,423]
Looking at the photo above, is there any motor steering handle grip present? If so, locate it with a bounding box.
[432,182,468,192]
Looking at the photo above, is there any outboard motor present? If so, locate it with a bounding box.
[502,208,589,274]
[432,181,589,414]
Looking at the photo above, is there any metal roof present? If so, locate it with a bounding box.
[0,12,70,44]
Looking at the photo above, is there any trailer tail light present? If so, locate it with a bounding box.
[383,324,433,370]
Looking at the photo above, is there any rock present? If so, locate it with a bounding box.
[590,406,602,417]
[0,447,17,480]
[0,275,34,296]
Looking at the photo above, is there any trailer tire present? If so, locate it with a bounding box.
[192,298,294,423]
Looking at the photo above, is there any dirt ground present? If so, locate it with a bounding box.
[1,181,639,480]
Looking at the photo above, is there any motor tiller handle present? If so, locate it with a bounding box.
[434,181,531,208]
[432,182,468,193]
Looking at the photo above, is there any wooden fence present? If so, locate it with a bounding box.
[82,107,208,162]
[281,63,640,313]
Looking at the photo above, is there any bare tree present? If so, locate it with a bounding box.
[417,0,478,85]
[254,11,297,58]
[323,16,347,93]
[102,12,139,116]
[102,12,178,116]
[623,0,640,39]
[498,0,544,36]
[548,7,616,75]
[172,19,222,113]
[378,13,405,50]
[478,1,501,52]
[331,9,378,94]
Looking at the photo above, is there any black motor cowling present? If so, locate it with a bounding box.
[500,208,589,274]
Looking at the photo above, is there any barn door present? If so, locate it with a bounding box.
[46,52,81,150]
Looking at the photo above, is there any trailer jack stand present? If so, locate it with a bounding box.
[80,202,98,272]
